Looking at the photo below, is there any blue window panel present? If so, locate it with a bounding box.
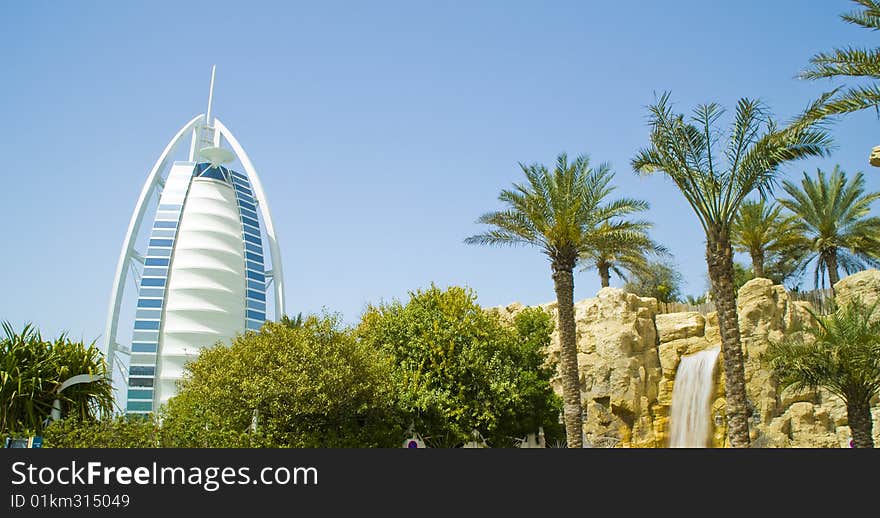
[131,342,158,353]
[245,251,263,263]
[242,215,260,229]
[243,224,260,237]
[143,267,168,277]
[198,168,228,181]
[240,207,259,221]
[248,271,265,283]
[246,320,263,331]
[132,331,159,342]
[141,277,166,287]
[230,170,247,180]
[127,389,153,400]
[246,260,263,272]
[127,401,153,412]
[131,342,159,353]
[234,184,253,196]
[144,257,169,267]
[232,178,249,190]
[130,377,154,387]
[154,220,178,229]
[244,233,262,245]
[247,310,266,321]
[138,288,165,298]
[158,204,182,211]
[247,280,264,291]
[149,239,174,247]
[247,299,266,312]
[245,242,263,254]
[244,229,261,242]
[129,366,155,376]
[135,309,162,320]
[150,229,176,238]
[238,199,257,212]
[196,163,229,176]
[237,192,255,204]
[137,299,162,308]
[134,320,160,330]
[147,247,171,257]
[247,289,266,301]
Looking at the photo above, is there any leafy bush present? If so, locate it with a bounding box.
[159,314,403,447]
[42,415,160,448]
[357,285,562,447]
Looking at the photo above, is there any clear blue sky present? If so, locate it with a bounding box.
[2,0,879,343]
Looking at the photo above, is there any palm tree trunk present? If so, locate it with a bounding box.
[847,399,874,448]
[827,250,840,292]
[598,261,611,288]
[751,251,765,279]
[552,264,584,448]
[706,234,751,448]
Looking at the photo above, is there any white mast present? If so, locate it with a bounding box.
[205,65,216,127]
[197,65,233,166]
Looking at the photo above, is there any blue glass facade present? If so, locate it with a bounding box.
[125,177,186,414]
[230,169,267,332]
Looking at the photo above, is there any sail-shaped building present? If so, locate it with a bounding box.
[104,67,285,414]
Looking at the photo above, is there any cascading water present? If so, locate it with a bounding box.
[669,347,720,448]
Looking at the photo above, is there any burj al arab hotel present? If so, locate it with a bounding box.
[104,67,285,414]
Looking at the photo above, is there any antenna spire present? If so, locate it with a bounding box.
[205,65,216,127]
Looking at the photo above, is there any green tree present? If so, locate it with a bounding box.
[160,314,403,447]
[1,322,113,435]
[580,219,668,288]
[732,261,756,293]
[686,294,708,306]
[465,153,646,448]
[779,166,880,291]
[357,285,562,448]
[622,259,683,311]
[764,298,880,448]
[732,199,805,280]
[801,0,880,119]
[631,93,832,447]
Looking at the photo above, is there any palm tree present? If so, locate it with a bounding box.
[280,312,305,329]
[764,298,880,448]
[731,199,804,279]
[465,153,647,448]
[631,93,833,447]
[801,0,880,117]
[579,218,668,288]
[0,322,114,434]
[779,166,880,291]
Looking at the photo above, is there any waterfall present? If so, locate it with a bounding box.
[669,347,720,448]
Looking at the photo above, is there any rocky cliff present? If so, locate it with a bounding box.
[490,269,880,447]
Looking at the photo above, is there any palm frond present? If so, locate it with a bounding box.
[819,84,880,115]
[841,0,880,31]
[801,47,880,80]
[468,152,651,275]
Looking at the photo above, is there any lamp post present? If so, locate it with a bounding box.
[51,373,103,422]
